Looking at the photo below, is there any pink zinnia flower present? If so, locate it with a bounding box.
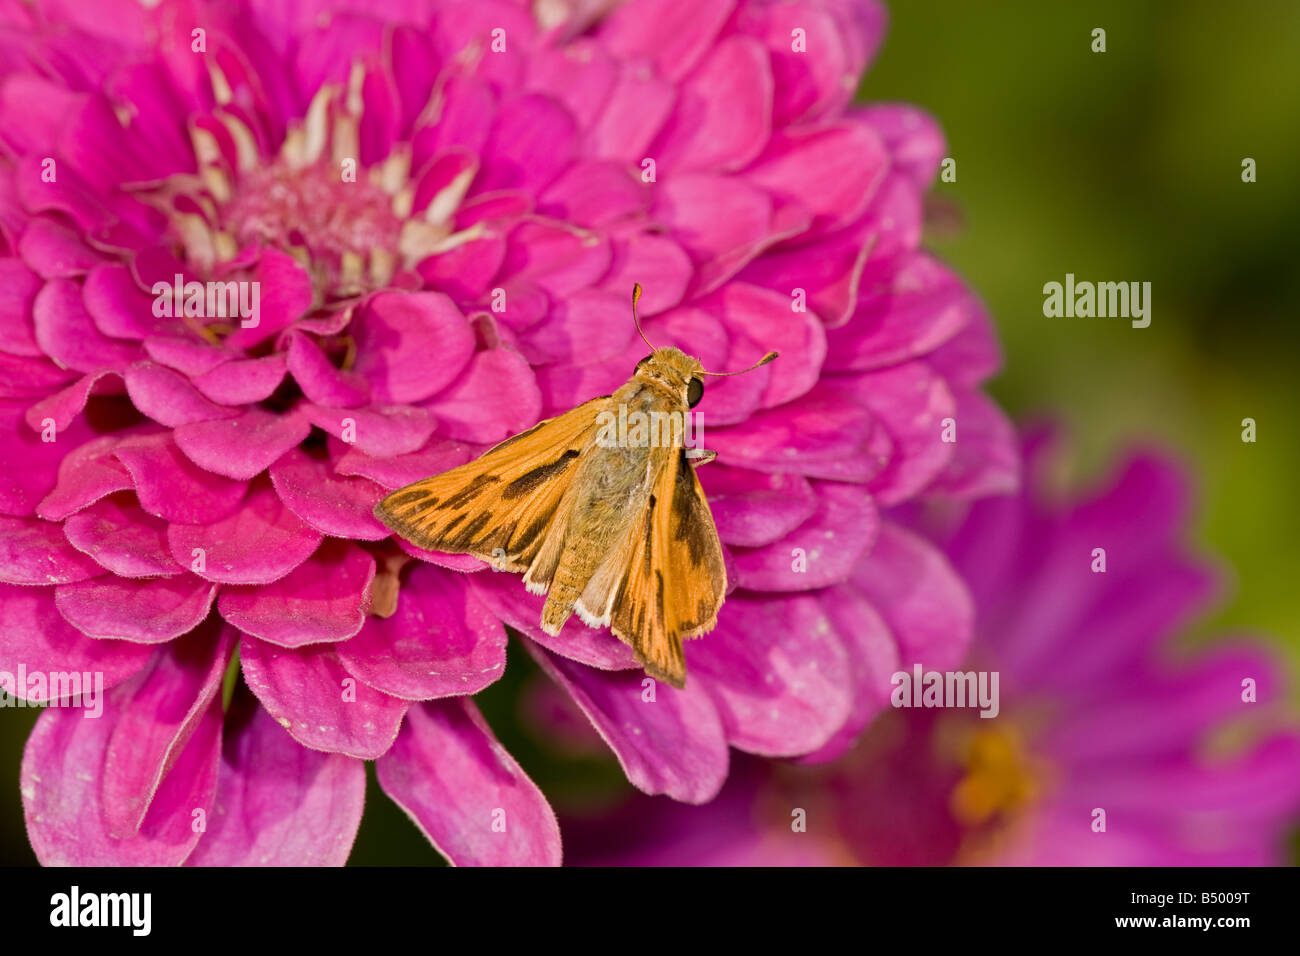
[0,0,1013,864]
[561,431,1300,865]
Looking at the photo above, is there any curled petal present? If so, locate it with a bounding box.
[0,402,90,516]
[419,233,510,301]
[285,332,370,408]
[62,493,183,577]
[922,387,1019,499]
[301,402,436,458]
[840,361,957,506]
[83,264,172,340]
[32,277,141,372]
[730,482,878,591]
[397,538,489,573]
[36,434,134,521]
[825,254,978,373]
[525,640,728,803]
[650,36,772,173]
[746,122,888,236]
[124,360,240,427]
[540,161,646,230]
[186,702,365,866]
[217,540,374,647]
[223,248,313,351]
[338,564,506,700]
[334,441,471,490]
[100,623,233,837]
[653,174,797,295]
[701,464,817,549]
[174,406,311,481]
[143,333,236,377]
[22,687,222,865]
[737,213,875,328]
[0,515,104,585]
[421,348,543,444]
[586,60,675,162]
[469,571,636,670]
[351,292,475,404]
[501,220,611,299]
[742,4,855,125]
[0,352,78,402]
[239,638,410,759]
[707,382,889,482]
[689,593,853,755]
[851,520,974,671]
[24,369,121,432]
[476,92,576,194]
[858,104,947,191]
[0,584,155,700]
[167,481,322,585]
[0,257,43,356]
[114,431,247,524]
[269,447,389,540]
[191,353,288,405]
[599,234,692,314]
[55,574,217,644]
[703,282,827,408]
[376,698,562,866]
[799,583,899,763]
[516,288,633,367]
[599,0,734,82]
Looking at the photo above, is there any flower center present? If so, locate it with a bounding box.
[138,62,475,314]
[949,725,1039,827]
[219,161,405,291]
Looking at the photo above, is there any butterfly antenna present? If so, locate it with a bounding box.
[631,283,656,352]
[701,351,780,377]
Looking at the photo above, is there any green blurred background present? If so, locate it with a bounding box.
[866,0,1300,667]
[1,0,1296,865]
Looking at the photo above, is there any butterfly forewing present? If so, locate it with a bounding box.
[374,396,607,572]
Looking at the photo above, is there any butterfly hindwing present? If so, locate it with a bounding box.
[606,450,727,688]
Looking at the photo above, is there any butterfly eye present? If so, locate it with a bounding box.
[687,377,704,408]
[635,354,653,371]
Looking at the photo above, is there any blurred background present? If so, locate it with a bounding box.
[1,0,1296,865]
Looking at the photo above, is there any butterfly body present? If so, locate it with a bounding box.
[375,286,775,688]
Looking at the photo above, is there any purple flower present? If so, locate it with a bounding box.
[563,430,1300,865]
[0,0,1014,864]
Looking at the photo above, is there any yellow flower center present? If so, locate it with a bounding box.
[949,725,1039,827]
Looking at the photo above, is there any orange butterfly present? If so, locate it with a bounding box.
[375,285,776,688]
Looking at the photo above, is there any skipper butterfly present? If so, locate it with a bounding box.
[375,285,776,688]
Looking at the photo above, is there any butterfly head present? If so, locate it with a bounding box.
[634,347,705,408]
[629,283,779,411]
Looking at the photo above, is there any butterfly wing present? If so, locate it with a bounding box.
[374,396,607,574]
[605,450,727,688]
